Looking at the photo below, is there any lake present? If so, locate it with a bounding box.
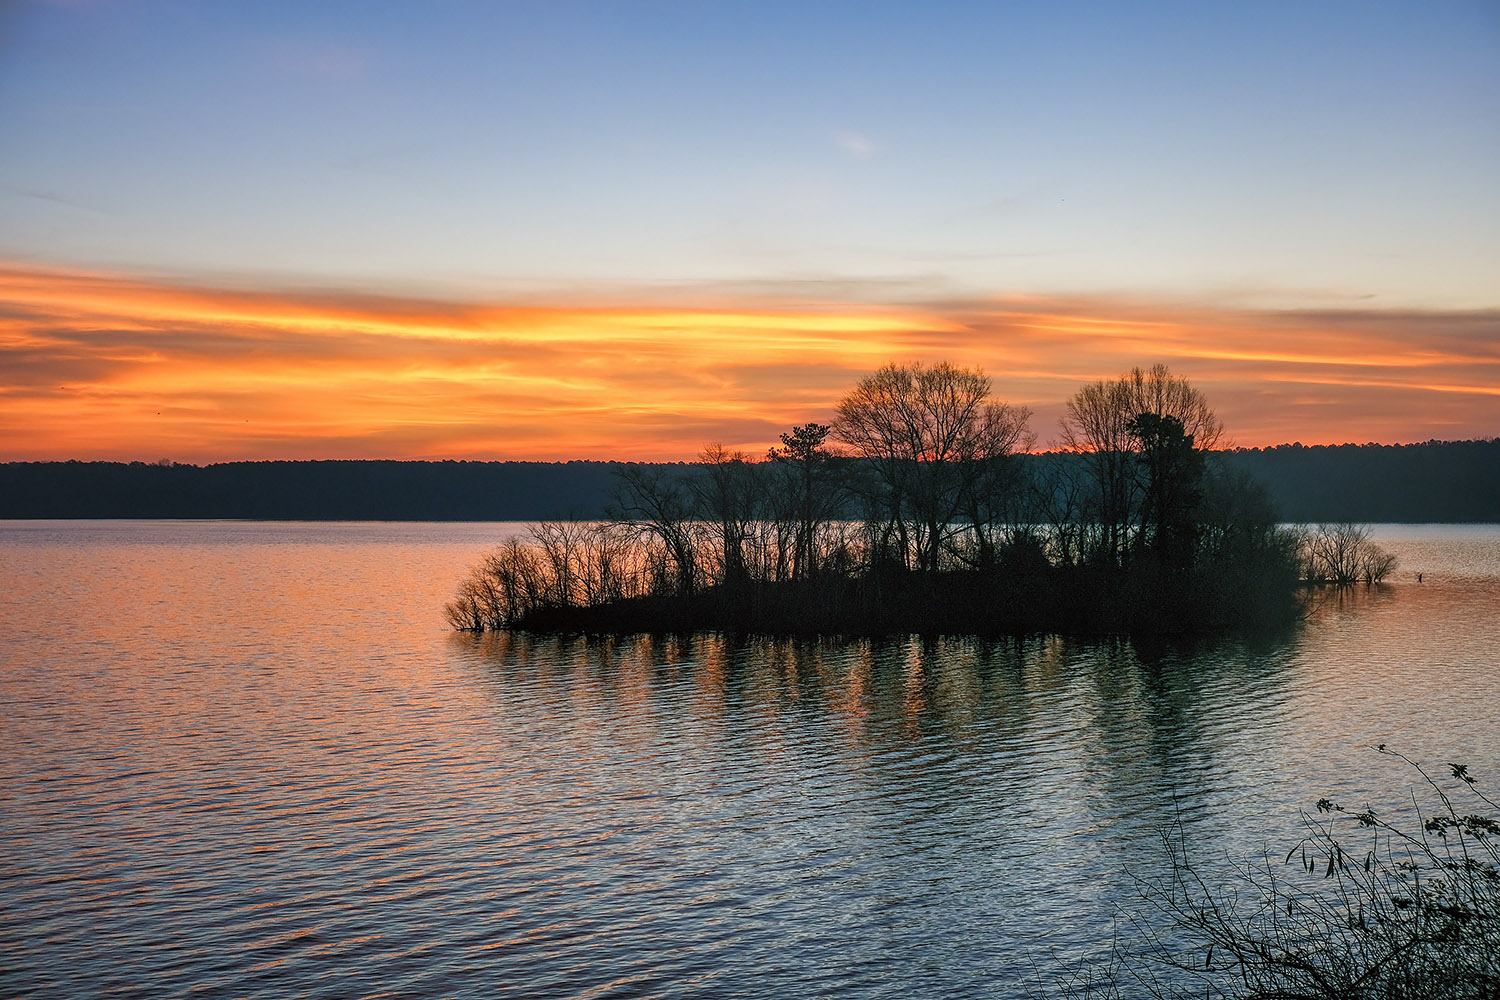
[2,521,1498,998]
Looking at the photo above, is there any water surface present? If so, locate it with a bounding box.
[2,521,1497,998]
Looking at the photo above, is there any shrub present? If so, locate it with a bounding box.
[1033,746,1499,999]
[1298,523,1398,584]
[444,522,658,630]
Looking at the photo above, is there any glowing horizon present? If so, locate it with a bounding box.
[2,263,1494,464]
[3,4,1495,462]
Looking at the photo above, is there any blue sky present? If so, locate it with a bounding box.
[4,0,1497,308]
[1,1,1497,460]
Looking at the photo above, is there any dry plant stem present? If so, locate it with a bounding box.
[1032,746,1499,999]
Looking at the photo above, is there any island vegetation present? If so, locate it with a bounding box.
[446,362,1393,638]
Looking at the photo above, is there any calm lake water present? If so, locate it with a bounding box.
[2,521,1498,999]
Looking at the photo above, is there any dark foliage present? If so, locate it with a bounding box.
[0,459,622,520]
[447,363,1312,639]
[1217,439,1500,523]
[2,439,1495,522]
[1031,747,1500,1000]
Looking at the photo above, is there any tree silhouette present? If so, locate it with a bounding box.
[834,361,1031,572]
[1128,412,1205,570]
[692,443,762,587]
[767,423,844,580]
[607,463,699,595]
[1061,364,1220,566]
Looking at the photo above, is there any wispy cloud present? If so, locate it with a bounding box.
[834,131,876,158]
[0,263,1494,461]
[0,182,106,213]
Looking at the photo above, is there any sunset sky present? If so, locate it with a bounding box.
[2,1,1496,462]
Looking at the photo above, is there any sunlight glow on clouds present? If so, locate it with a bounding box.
[0,263,1495,463]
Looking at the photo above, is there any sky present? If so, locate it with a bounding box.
[1,0,1496,462]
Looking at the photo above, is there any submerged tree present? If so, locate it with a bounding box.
[1299,522,1399,584]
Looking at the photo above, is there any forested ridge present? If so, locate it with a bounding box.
[1218,440,1500,521]
[2,439,1497,522]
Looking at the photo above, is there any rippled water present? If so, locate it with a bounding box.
[2,521,1498,998]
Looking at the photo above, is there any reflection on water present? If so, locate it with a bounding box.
[1,521,1498,999]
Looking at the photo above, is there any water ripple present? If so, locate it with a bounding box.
[2,522,1498,998]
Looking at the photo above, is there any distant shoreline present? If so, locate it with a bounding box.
[2,440,1497,523]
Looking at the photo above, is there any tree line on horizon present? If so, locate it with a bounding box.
[446,362,1387,636]
[3,441,1495,524]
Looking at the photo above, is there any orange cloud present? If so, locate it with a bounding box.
[0,262,1495,462]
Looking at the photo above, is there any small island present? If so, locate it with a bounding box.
[447,362,1394,638]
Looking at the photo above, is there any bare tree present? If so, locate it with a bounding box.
[691,442,763,587]
[835,361,1032,572]
[1060,364,1220,566]
[1060,376,1137,563]
[954,443,1033,569]
[1300,522,1397,584]
[1027,453,1090,568]
[608,463,700,595]
[1031,747,1500,1000]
